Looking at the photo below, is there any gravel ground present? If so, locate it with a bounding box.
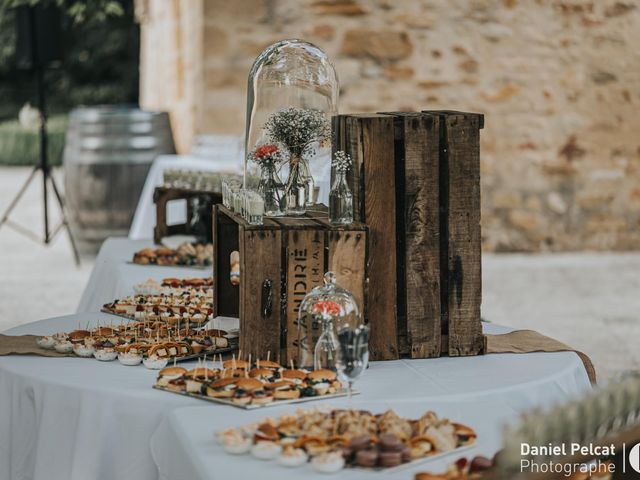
[1,166,638,382]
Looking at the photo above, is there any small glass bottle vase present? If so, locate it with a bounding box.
[284,155,309,216]
[314,317,339,371]
[329,170,353,224]
[257,164,284,217]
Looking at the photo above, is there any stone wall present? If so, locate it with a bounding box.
[137,0,640,252]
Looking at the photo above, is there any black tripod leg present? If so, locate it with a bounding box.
[0,166,39,228]
[48,173,81,266]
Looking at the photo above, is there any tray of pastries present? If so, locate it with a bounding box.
[102,289,214,327]
[153,359,356,408]
[216,407,477,473]
[131,242,213,268]
[36,321,235,369]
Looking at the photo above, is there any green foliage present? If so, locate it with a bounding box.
[0,0,138,122]
[0,114,67,166]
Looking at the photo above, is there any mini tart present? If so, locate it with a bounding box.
[277,447,308,467]
[251,441,282,460]
[311,451,345,473]
[118,352,142,366]
[143,355,169,370]
[93,348,118,361]
[37,336,56,349]
[73,344,96,358]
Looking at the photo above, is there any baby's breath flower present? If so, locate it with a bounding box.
[331,151,352,173]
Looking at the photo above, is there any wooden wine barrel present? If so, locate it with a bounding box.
[63,106,175,254]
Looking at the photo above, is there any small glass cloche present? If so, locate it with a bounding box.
[244,39,339,215]
[296,272,360,369]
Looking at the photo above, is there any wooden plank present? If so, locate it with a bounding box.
[341,114,398,360]
[399,113,442,358]
[441,112,484,356]
[212,205,239,317]
[239,229,283,360]
[285,229,325,366]
[326,229,367,321]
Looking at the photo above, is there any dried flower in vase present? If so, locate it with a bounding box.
[264,107,331,158]
[331,151,352,173]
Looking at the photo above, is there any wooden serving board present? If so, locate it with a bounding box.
[153,384,359,409]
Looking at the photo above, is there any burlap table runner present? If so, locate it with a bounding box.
[0,331,596,383]
[486,329,596,384]
[0,334,74,357]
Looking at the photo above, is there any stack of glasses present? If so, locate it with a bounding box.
[222,176,265,226]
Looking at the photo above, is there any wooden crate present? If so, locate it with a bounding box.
[332,110,485,359]
[212,205,368,364]
[153,186,221,243]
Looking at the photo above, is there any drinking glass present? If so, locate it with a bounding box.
[335,323,369,402]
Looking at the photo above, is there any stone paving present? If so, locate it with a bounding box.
[1,166,638,382]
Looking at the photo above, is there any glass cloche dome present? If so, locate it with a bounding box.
[244,39,339,216]
[296,272,360,369]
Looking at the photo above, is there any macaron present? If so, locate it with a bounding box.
[349,435,371,452]
[355,449,379,468]
[379,450,403,467]
[379,433,403,452]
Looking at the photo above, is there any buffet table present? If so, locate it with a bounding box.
[76,238,206,313]
[0,237,592,480]
[0,315,590,480]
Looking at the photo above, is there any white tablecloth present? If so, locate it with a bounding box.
[0,316,591,480]
[76,237,209,313]
[149,335,591,480]
[152,400,511,480]
[128,154,242,241]
[2,235,592,480]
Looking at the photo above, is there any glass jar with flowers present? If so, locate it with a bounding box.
[248,144,284,216]
[329,150,353,224]
[264,107,331,215]
[243,40,339,215]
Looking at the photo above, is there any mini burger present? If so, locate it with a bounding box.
[68,330,90,344]
[156,366,187,391]
[281,369,307,385]
[248,368,275,382]
[306,369,339,395]
[222,359,249,370]
[184,368,218,394]
[205,377,238,398]
[233,378,272,406]
[265,380,301,400]
[255,360,282,372]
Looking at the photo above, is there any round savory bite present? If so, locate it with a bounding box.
[205,377,238,398]
[36,336,56,349]
[248,368,275,382]
[306,369,339,395]
[312,451,345,473]
[68,330,91,343]
[281,369,307,384]
[184,367,218,393]
[233,378,266,405]
[72,343,95,358]
[265,381,301,400]
[222,359,249,370]
[278,447,308,467]
[255,360,282,371]
[143,355,168,370]
[156,366,187,387]
[118,351,142,366]
[251,441,282,460]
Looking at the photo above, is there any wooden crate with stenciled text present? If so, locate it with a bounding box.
[212,204,368,365]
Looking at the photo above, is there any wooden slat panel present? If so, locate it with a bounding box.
[327,230,367,320]
[441,113,484,356]
[213,205,239,317]
[285,229,325,366]
[239,229,282,360]
[401,113,442,358]
[341,114,398,360]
